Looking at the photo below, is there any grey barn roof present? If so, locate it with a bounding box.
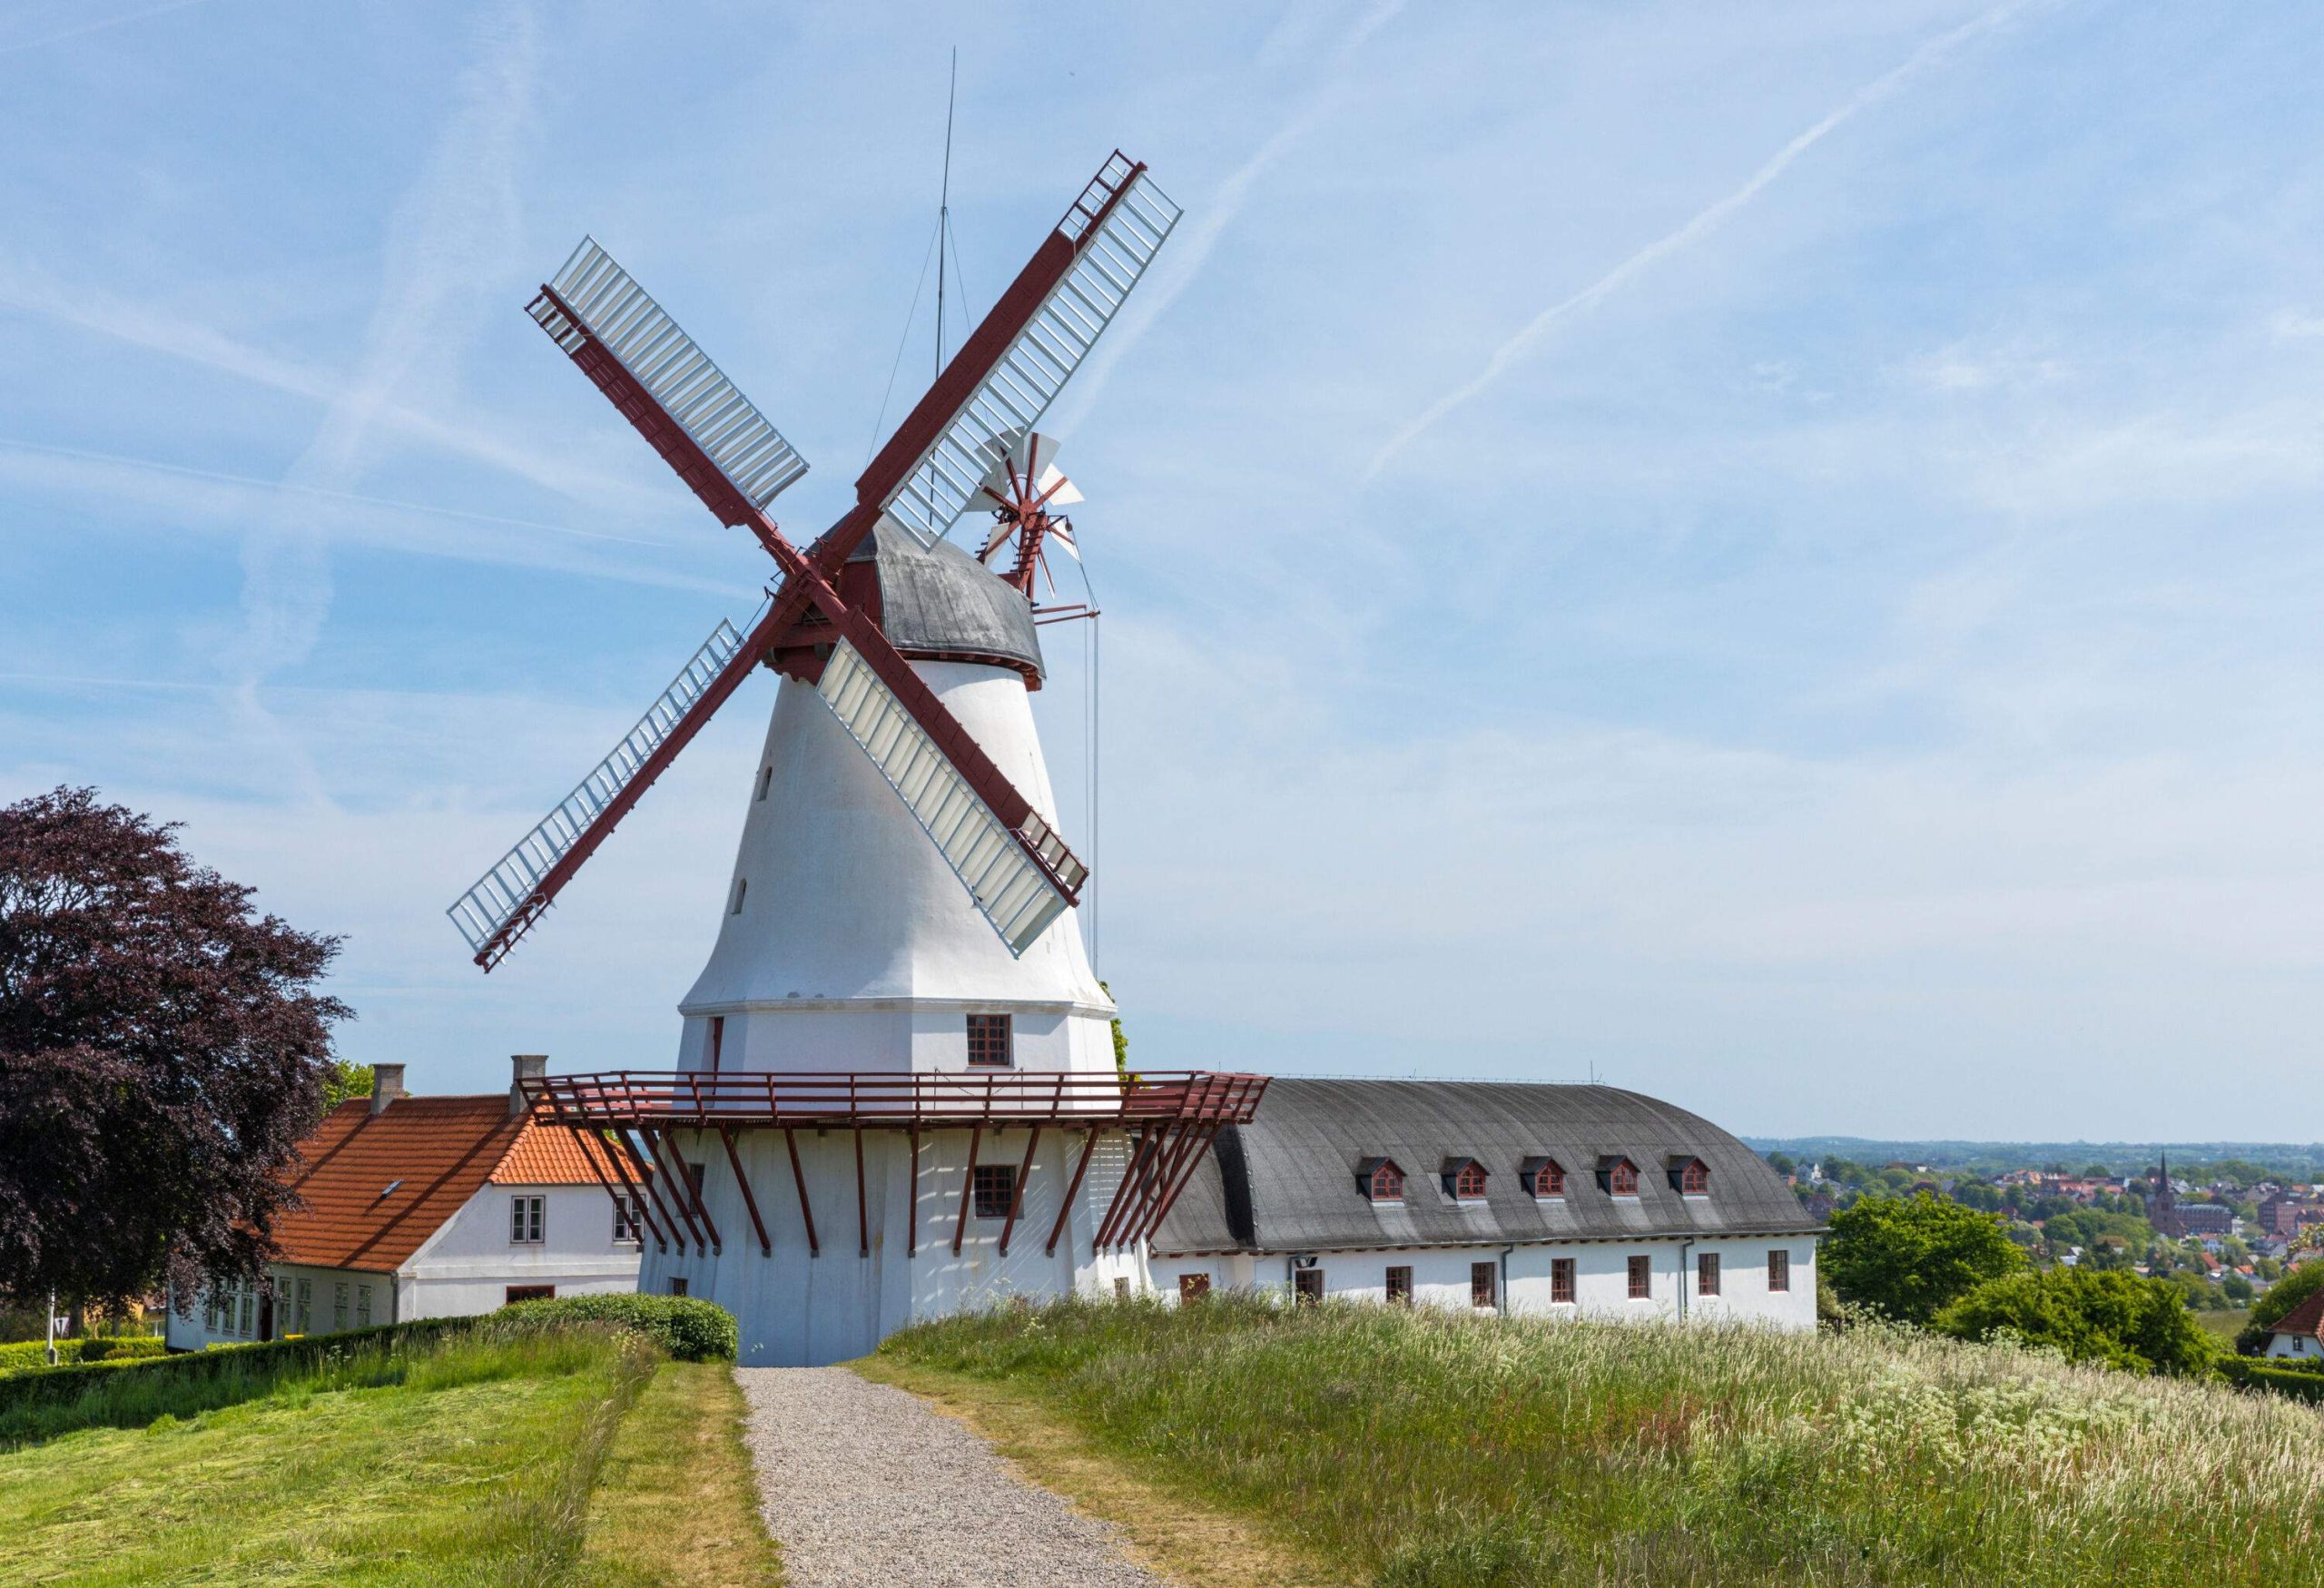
[850,518,1044,682]
[1153,1079,1822,1256]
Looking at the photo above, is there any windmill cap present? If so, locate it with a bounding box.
[845,518,1046,684]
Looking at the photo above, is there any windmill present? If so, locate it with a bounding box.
[976,430,1084,599]
[447,153,1177,972]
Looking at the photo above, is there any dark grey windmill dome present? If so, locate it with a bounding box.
[849,517,1046,684]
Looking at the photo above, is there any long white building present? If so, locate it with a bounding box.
[1149,1078,1819,1328]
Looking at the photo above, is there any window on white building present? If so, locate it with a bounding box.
[1698,1252,1721,1297]
[1385,1265,1413,1305]
[333,1282,350,1332]
[1471,1261,1497,1309]
[614,1195,644,1245]
[295,1278,312,1335]
[356,1285,372,1329]
[1628,1255,1651,1299]
[239,1287,254,1337]
[1551,1258,1576,1303]
[1768,1250,1791,1292]
[966,1012,1013,1068]
[512,1195,546,1244]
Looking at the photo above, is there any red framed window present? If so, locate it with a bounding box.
[1609,1161,1639,1196]
[1531,1161,1565,1197]
[967,1012,1013,1068]
[1294,1268,1324,1305]
[1551,1258,1576,1303]
[1627,1255,1651,1299]
[1768,1250,1791,1292]
[972,1163,1018,1218]
[1366,1162,1405,1202]
[1453,1162,1488,1199]
[1679,1159,1709,1195]
[1178,1273,1211,1304]
[1385,1265,1413,1305]
[1698,1252,1720,1297]
[1471,1261,1498,1308]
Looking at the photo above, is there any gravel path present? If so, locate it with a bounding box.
[737,1366,1170,1588]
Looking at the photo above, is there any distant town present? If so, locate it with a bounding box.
[1752,1138,2324,1316]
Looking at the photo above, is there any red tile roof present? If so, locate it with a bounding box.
[2270,1289,2324,1342]
[272,1097,644,1274]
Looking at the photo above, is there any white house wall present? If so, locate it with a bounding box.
[398,1182,641,1319]
[641,1123,1145,1366]
[1149,1238,1817,1332]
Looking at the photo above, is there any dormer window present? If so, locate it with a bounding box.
[1357,1158,1405,1203]
[1443,1159,1488,1201]
[1521,1157,1566,1198]
[1596,1155,1640,1196]
[1667,1156,1710,1196]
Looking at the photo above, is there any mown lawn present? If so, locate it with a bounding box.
[880,1296,2324,1588]
[0,1323,776,1588]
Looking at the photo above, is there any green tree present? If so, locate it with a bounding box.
[1936,1267,2217,1376]
[321,1060,373,1110]
[2222,1271,2254,1306]
[2234,1260,2324,1356]
[1821,1192,2027,1325]
[1098,981,1128,1076]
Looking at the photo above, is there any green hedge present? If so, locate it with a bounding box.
[494,1294,737,1362]
[2220,1356,2324,1404]
[0,1336,167,1375]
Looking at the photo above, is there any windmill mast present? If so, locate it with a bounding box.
[935,47,957,380]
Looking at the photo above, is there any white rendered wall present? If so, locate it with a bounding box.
[397,1182,642,1319]
[678,661,1114,1054]
[636,1124,1147,1366]
[1150,1238,1818,1333]
[168,1262,392,1348]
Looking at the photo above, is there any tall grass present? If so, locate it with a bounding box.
[882,1297,2324,1588]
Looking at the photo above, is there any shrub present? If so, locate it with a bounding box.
[0,1336,165,1375]
[2219,1356,2324,1403]
[1823,1192,2026,1324]
[1935,1267,2217,1376]
[495,1294,736,1362]
[2235,1259,2324,1356]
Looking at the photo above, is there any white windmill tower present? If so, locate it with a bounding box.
[447,153,1266,1365]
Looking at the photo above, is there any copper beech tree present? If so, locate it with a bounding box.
[0,786,350,1316]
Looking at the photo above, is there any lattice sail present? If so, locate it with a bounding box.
[448,603,765,957]
[881,156,1179,544]
[815,641,1080,954]
[531,238,809,518]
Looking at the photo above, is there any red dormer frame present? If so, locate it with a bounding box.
[1598,1156,1640,1196]
[1359,1158,1406,1202]
[1443,1159,1488,1200]
[1528,1159,1565,1197]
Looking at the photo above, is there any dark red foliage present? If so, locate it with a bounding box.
[0,787,351,1313]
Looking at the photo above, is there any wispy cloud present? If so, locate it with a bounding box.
[1046,0,1404,435]
[226,5,540,800]
[1364,1,2038,479]
[0,0,213,56]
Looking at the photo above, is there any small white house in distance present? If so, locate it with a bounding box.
[2262,1288,2324,1359]
[1148,1079,1821,1330]
[168,1057,644,1349]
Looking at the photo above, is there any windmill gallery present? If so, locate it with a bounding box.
[429,153,1817,1366]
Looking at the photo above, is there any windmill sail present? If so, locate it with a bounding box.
[815,640,1081,953]
[448,597,775,968]
[874,153,1177,546]
[531,239,810,527]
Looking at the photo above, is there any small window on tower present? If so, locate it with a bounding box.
[972,1163,1017,1218]
[755,765,773,802]
[731,878,748,915]
[967,1012,1013,1068]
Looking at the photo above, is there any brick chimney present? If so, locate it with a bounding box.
[510,1054,547,1118]
[370,1062,407,1116]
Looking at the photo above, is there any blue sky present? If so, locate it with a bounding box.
[5,1,2321,1139]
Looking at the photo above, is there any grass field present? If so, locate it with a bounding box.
[0,1321,779,1588]
[880,1297,2324,1588]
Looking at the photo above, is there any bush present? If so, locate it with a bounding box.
[2235,1259,2324,1356]
[1823,1192,2027,1325]
[495,1294,736,1362]
[0,1336,166,1375]
[2219,1356,2324,1404]
[1935,1267,2217,1376]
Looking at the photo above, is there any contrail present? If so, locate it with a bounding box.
[1048,0,1404,434]
[0,0,213,56]
[1364,1,2037,479]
